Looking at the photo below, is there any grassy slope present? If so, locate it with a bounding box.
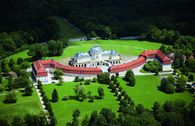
[0,88,42,121]
[5,50,30,61]
[118,75,193,109]
[49,16,84,39]
[43,82,119,126]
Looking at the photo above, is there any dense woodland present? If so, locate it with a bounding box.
[0,0,195,41]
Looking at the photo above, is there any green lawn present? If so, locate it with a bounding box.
[118,75,193,109]
[46,39,161,60]
[43,82,119,126]
[5,50,31,61]
[5,39,161,62]
[0,88,42,122]
[49,16,84,39]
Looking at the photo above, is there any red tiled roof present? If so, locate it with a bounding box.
[33,59,102,77]
[109,50,171,73]
[33,50,171,76]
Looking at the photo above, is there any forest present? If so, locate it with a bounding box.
[0,0,194,42]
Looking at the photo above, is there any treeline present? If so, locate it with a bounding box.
[145,27,195,74]
[0,58,32,92]
[27,39,68,60]
[0,32,34,59]
[0,0,195,41]
[0,112,50,126]
[68,97,195,126]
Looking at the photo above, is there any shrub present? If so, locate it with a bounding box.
[84,80,90,85]
[4,92,17,104]
[62,96,69,101]
[88,96,94,103]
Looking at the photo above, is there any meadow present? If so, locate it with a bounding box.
[0,88,42,122]
[43,82,119,126]
[118,75,193,108]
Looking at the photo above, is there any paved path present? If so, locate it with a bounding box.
[34,83,50,123]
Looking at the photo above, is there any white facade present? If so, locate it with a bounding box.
[70,46,121,67]
[162,64,172,71]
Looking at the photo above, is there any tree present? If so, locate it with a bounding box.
[53,69,64,80]
[11,116,25,126]
[101,27,112,39]
[14,77,32,88]
[97,73,110,84]
[24,86,33,96]
[124,70,134,82]
[7,76,13,90]
[52,89,58,102]
[160,78,174,94]
[9,58,16,69]
[98,87,104,99]
[73,109,80,118]
[152,102,161,117]
[0,73,2,84]
[176,76,186,92]
[47,40,63,56]
[167,75,175,84]
[136,104,144,114]
[88,31,97,38]
[82,115,89,126]
[188,74,194,82]
[143,60,162,73]
[4,91,17,103]
[163,101,174,112]
[0,118,9,126]
[20,62,30,69]
[28,44,48,60]
[115,72,119,78]
[73,84,86,101]
[17,58,24,65]
[124,70,136,86]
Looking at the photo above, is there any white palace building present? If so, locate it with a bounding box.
[69,46,121,67]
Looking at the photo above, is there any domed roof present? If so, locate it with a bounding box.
[73,53,91,61]
[89,46,103,55]
[102,50,118,56]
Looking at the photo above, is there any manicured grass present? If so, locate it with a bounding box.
[46,39,161,60]
[6,39,161,62]
[118,75,194,109]
[49,16,84,39]
[43,82,119,126]
[0,88,42,122]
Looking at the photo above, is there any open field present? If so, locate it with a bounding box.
[46,39,161,60]
[0,88,42,122]
[43,82,119,126]
[118,75,194,109]
[5,40,161,62]
[5,40,161,63]
[49,16,85,39]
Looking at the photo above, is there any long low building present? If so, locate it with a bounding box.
[32,50,172,83]
[32,60,102,82]
[108,50,171,73]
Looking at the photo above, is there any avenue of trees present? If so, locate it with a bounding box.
[124,70,136,86]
